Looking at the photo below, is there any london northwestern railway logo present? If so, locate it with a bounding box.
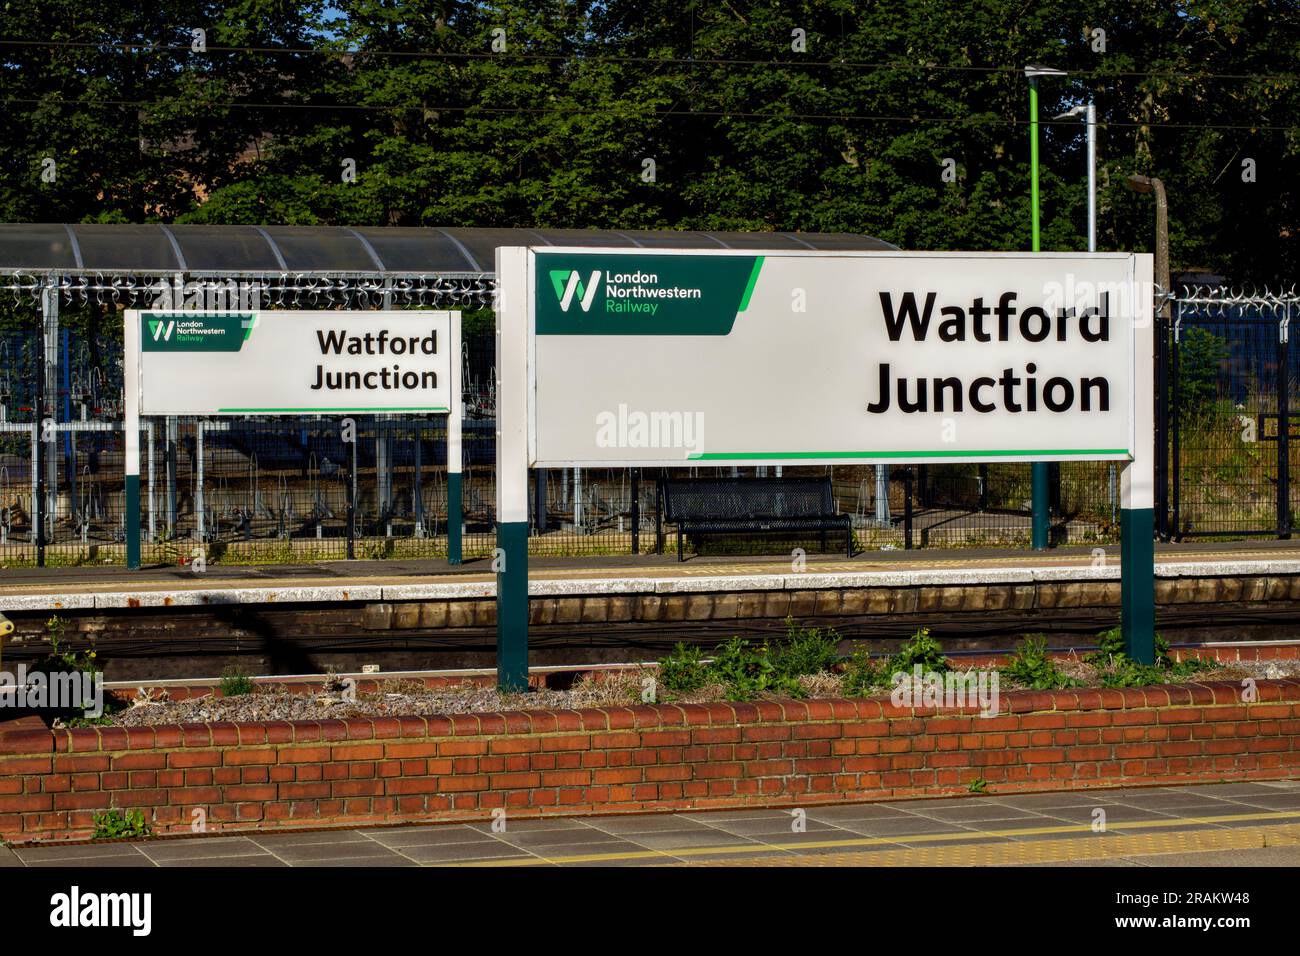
[550,269,601,313]
[535,253,760,335]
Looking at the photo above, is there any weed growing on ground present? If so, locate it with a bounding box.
[892,627,948,673]
[92,808,152,840]
[842,648,894,697]
[656,620,843,702]
[219,667,258,697]
[1001,636,1080,690]
[1086,627,1217,687]
[837,627,954,697]
[710,637,802,701]
[770,618,840,677]
[658,643,709,693]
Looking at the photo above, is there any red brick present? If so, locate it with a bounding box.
[168,751,221,769]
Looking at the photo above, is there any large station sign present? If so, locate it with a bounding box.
[527,250,1145,467]
[491,245,1155,691]
[133,310,454,415]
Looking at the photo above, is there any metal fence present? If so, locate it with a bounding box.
[1,286,1296,568]
[1160,286,1300,540]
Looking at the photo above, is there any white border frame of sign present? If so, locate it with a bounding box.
[523,248,1142,469]
[500,246,1157,691]
[122,308,463,570]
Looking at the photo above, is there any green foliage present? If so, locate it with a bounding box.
[656,620,842,701]
[33,616,100,677]
[967,777,990,794]
[219,668,258,697]
[45,616,67,641]
[842,648,894,697]
[841,627,950,698]
[1085,626,1126,666]
[30,615,120,720]
[1001,635,1079,690]
[1088,627,1215,687]
[1176,328,1229,420]
[892,627,948,673]
[658,643,709,693]
[709,637,804,701]
[769,618,840,678]
[1,3,1297,282]
[92,808,152,840]
[1155,634,1217,679]
[63,714,115,728]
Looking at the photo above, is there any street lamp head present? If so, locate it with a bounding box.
[1126,174,1154,194]
[1053,105,1087,120]
[1024,64,1068,79]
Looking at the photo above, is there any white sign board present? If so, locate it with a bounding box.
[526,250,1147,467]
[133,309,454,416]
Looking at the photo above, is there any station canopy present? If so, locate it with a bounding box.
[0,223,896,274]
[0,223,896,308]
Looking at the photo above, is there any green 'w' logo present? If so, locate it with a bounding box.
[148,319,174,342]
[549,270,601,312]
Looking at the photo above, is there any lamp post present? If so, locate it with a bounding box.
[1125,174,1168,316]
[1025,64,1066,550]
[1055,102,1097,252]
[1058,101,1107,516]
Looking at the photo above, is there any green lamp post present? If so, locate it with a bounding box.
[1025,64,1067,551]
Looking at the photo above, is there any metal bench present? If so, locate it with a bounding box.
[659,476,853,561]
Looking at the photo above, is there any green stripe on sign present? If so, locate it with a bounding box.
[737,256,764,312]
[218,406,450,413]
[690,449,1131,460]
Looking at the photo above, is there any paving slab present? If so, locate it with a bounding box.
[250,829,376,848]
[25,856,159,868]
[365,825,498,848]
[581,814,713,835]
[257,843,409,864]
[621,829,762,850]
[14,842,151,864]
[900,803,1053,824]
[1034,804,1182,826]
[1214,793,1300,811]
[1109,790,1251,810]
[155,856,289,868]
[827,816,978,837]
[494,828,637,850]
[138,837,271,862]
[696,817,846,837]
[394,842,536,864]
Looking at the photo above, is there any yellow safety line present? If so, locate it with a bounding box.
[441,808,1300,867]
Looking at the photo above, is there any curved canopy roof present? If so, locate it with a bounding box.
[0,224,897,275]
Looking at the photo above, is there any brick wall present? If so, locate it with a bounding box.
[3,679,1299,844]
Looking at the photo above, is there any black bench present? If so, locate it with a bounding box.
[659,476,853,561]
